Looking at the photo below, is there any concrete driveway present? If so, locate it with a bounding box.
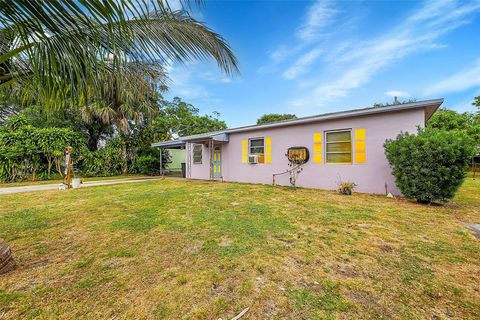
[0,177,165,195]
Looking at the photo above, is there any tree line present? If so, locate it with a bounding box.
[0,95,226,182]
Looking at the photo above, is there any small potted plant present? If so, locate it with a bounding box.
[338,181,357,195]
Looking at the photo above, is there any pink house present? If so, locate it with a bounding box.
[152,99,443,195]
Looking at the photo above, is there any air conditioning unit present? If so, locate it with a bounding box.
[248,155,259,164]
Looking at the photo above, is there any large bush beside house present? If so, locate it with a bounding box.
[384,128,475,203]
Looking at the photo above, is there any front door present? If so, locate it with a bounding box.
[213,145,222,178]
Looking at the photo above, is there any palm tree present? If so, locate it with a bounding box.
[80,60,163,173]
[0,1,238,108]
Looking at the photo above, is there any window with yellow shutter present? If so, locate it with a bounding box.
[249,138,265,163]
[325,130,352,164]
[313,132,322,163]
[355,128,366,164]
[265,137,272,163]
[242,139,248,163]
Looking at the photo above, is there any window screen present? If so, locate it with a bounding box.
[193,144,202,164]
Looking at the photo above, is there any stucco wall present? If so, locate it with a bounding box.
[188,108,425,195]
[164,149,186,171]
[188,142,211,180]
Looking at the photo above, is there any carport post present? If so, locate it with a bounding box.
[159,148,163,176]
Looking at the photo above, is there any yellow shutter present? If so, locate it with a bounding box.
[355,128,366,164]
[313,132,322,163]
[265,137,272,163]
[242,139,248,163]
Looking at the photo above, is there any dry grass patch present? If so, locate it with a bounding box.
[0,177,479,319]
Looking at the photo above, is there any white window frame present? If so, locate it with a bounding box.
[193,144,202,164]
[325,129,352,164]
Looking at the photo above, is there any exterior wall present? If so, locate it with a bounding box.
[188,142,211,180]
[164,149,186,171]
[188,108,425,195]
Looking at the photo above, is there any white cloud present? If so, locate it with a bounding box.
[270,45,291,63]
[288,0,480,109]
[166,62,232,109]
[167,64,210,101]
[260,0,338,77]
[297,0,338,41]
[282,48,323,80]
[425,58,480,95]
[166,0,183,11]
[385,91,411,98]
[198,71,237,84]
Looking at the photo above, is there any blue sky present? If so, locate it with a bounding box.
[165,0,480,127]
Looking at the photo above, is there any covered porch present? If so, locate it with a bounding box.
[151,140,187,177]
[151,132,229,180]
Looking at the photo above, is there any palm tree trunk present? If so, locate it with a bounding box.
[120,142,128,174]
[0,239,16,274]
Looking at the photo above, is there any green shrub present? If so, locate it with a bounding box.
[136,156,159,176]
[384,128,475,203]
[77,139,124,177]
[0,115,81,182]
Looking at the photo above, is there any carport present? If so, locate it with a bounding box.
[151,140,186,176]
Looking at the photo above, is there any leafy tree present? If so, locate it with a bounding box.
[256,113,297,124]
[0,1,238,108]
[373,97,417,108]
[0,115,80,181]
[473,96,480,113]
[21,105,113,151]
[152,97,227,140]
[384,128,475,203]
[0,87,23,125]
[77,63,163,173]
[428,108,480,151]
[77,139,125,177]
[37,128,82,178]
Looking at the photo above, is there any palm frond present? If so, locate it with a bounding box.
[0,1,238,108]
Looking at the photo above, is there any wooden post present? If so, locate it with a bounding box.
[65,146,73,189]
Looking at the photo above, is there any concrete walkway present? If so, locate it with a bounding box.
[0,176,165,195]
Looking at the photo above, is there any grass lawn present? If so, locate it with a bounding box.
[0,178,479,319]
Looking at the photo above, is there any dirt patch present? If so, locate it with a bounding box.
[331,263,360,278]
[219,237,232,247]
[270,236,294,247]
[182,240,204,254]
[348,290,379,304]
[373,238,398,253]
[103,257,129,269]
[30,259,51,269]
